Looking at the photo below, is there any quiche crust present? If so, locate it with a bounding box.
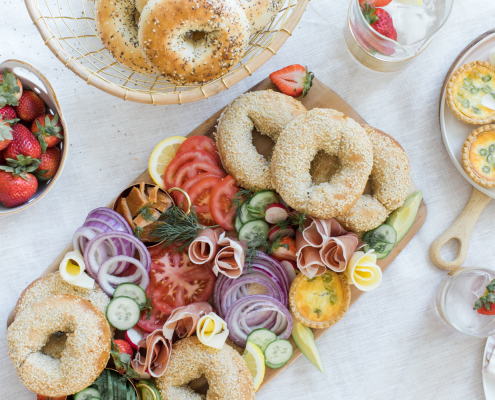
[462,124,495,188]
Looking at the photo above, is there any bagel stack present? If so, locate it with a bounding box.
[7,273,112,397]
[96,0,285,84]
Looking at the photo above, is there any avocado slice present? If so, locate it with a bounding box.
[291,320,325,373]
[386,191,422,243]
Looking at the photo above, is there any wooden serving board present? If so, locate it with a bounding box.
[7,78,427,392]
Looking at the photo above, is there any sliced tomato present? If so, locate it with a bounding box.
[187,176,222,226]
[163,150,217,189]
[137,307,169,333]
[176,136,221,166]
[209,175,239,231]
[172,161,224,191]
[37,396,67,400]
[145,245,216,315]
[174,171,226,205]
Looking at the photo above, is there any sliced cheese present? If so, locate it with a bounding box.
[197,312,229,349]
[59,249,95,289]
[344,250,382,291]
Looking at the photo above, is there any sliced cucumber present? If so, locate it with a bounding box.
[239,201,259,224]
[362,224,397,259]
[234,215,243,233]
[238,220,269,247]
[106,296,141,330]
[74,387,101,400]
[247,190,278,218]
[114,283,146,306]
[246,328,277,353]
[264,339,293,369]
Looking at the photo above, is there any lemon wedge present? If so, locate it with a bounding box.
[243,342,265,391]
[148,136,186,188]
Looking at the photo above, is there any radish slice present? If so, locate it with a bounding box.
[280,260,297,282]
[265,203,289,224]
[125,328,144,351]
[268,226,295,241]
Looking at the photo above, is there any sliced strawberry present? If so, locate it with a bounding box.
[270,64,315,98]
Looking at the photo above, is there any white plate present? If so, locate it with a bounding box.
[439,30,495,200]
[483,338,495,400]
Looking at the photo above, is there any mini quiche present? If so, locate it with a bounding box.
[462,124,495,188]
[289,270,350,329]
[447,61,495,125]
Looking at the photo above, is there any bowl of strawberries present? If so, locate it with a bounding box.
[0,59,67,215]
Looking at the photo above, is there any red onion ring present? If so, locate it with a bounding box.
[225,295,293,347]
[97,255,150,296]
[85,208,132,234]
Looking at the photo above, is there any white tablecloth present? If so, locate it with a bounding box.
[1,0,495,398]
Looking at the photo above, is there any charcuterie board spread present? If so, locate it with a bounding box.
[7,76,426,400]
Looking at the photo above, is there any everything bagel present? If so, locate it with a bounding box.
[7,294,111,397]
[271,108,373,218]
[216,90,307,190]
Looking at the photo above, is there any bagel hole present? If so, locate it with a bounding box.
[247,282,268,296]
[251,129,275,161]
[189,374,209,395]
[439,238,460,262]
[41,332,68,360]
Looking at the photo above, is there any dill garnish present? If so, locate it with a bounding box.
[275,211,307,232]
[150,205,217,252]
[137,203,156,222]
[232,188,256,218]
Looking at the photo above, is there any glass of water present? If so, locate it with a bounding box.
[437,267,495,338]
[344,0,454,72]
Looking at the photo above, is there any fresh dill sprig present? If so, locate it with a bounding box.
[275,211,307,232]
[138,203,156,222]
[133,226,144,239]
[232,188,256,218]
[150,205,217,252]
[140,295,153,319]
[243,232,288,271]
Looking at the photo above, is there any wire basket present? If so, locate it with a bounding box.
[24,0,309,105]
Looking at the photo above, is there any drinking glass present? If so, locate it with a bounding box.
[436,267,495,338]
[344,0,454,72]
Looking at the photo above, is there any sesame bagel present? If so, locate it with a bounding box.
[239,0,284,33]
[139,0,250,84]
[336,126,410,231]
[7,294,111,397]
[155,336,255,400]
[216,90,307,190]
[271,108,373,218]
[96,0,156,74]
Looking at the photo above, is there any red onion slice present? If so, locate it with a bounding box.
[85,208,132,234]
[225,295,293,347]
[97,255,150,296]
[72,227,97,254]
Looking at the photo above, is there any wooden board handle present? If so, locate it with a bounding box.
[430,188,491,270]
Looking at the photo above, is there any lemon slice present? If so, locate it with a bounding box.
[148,136,186,188]
[395,0,422,5]
[243,341,265,391]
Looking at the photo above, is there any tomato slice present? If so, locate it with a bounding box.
[172,161,224,191]
[176,136,221,166]
[174,171,225,205]
[187,176,222,226]
[137,307,169,333]
[163,150,217,189]
[209,175,239,231]
[37,396,67,400]
[145,245,216,315]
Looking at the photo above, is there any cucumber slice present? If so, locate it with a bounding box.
[234,215,243,233]
[247,190,278,218]
[246,328,277,353]
[387,191,423,242]
[362,224,397,259]
[239,201,259,224]
[106,296,141,330]
[264,339,293,368]
[114,283,147,306]
[74,387,101,400]
[137,380,161,400]
[238,220,269,247]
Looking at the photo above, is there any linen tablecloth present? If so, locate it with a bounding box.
[1,0,494,398]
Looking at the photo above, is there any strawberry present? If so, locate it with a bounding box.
[0,105,17,120]
[36,146,61,180]
[359,0,392,6]
[110,339,140,379]
[271,236,297,262]
[0,71,22,107]
[0,151,5,165]
[0,156,40,208]
[32,114,64,152]
[14,90,45,123]
[361,2,397,56]
[3,123,42,160]
[474,279,495,315]
[269,64,315,98]
[0,118,14,151]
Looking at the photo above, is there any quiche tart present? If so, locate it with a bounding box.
[446,61,495,125]
[462,124,495,188]
[289,270,350,329]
